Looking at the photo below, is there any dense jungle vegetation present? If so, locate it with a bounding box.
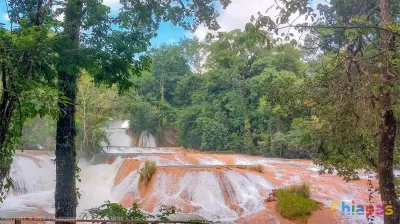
[1,0,400,222]
[19,37,314,159]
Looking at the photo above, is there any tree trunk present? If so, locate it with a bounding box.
[55,71,78,221]
[0,90,16,179]
[0,63,17,182]
[378,0,398,223]
[55,0,82,222]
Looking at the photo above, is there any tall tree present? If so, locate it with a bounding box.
[151,44,191,102]
[55,0,232,220]
[4,0,233,220]
[76,72,119,158]
[249,0,400,222]
[0,4,61,201]
[378,0,398,222]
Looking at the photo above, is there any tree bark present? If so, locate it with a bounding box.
[55,0,82,222]
[377,0,398,223]
[0,90,16,179]
[55,71,78,221]
[0,63,16,182]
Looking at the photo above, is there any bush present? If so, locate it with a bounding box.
[198,117,229,151]
[139,160,156,182]
[130,101,159,135]
[86,201,175,221]
[285,183,311,198]
[276,183,318,220]
[236,165,264,173]
[246,164,264,173]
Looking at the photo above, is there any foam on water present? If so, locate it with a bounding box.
[1,150,380,223]
[76,157,124,213]
[1,154,125,216]
[112,168,141,200]
[0,191,54,214]
[223,171,270,216]
[9,154,55,194]
[144,169,275,221]
[152,170,236,220]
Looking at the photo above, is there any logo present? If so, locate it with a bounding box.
[330,200,393,219]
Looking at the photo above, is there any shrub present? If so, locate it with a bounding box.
[86,201,175,221]
[246,164,264,173]
[276,183,318,221]
[139,160,156,182]
[236,165,264,173]
[285,183,311,198]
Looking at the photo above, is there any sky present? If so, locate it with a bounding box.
[0,0,317,45]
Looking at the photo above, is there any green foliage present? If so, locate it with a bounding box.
[198,118,229,151]
[3,0,232,207]
[0,22,62,199]
[87,201,175,221]
[129,100,159,136]
[139,160,156,183]
[283,184,311,198]
[247,0,400,190]
[20,116,56,149]
[125,30,312,158]
[76,72,119,157]
[276,184,318,221]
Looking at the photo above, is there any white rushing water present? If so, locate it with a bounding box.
[0,150,385,224]
[138,130,157,148]
[0,153,125,217]
[104,120,132,147]
[1,151,273,220]
[0,121,381,223]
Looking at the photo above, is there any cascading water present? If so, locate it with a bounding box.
[0,152,125,217]
[0,148,384,223]
[0,121,384,223]
[138,168,274,221]
[104,120,132,147]
[1,152,56,216]
[138,130,156,148]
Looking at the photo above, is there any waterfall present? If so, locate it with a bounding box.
[104,120,132,147]
[0,148,383,223]
[0,152,124,216]
[9,153,55,195]
[138,168,273,220]
[138,130,156,148]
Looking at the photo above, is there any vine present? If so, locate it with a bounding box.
[74,162,82,199]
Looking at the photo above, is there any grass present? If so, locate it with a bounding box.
[139,160,156,182]
[245,164,264,173]
[276,183,318,221]
[235,164,264,173]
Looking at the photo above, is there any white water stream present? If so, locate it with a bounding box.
[0,121,383,223]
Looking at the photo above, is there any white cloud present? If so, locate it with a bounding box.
[103,0,122,14]
[3,14,9,21]
[192,0,309,42]
[194,0,277,39]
